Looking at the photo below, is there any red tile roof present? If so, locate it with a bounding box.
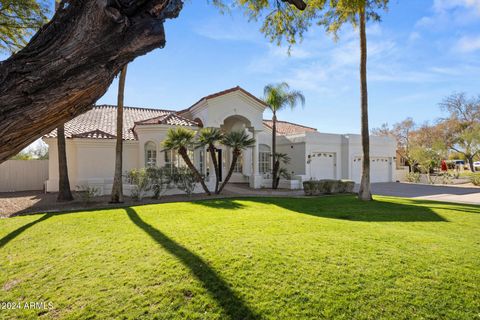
[134,113,198,127]
[263,120,317,135]
[45,105,175,140]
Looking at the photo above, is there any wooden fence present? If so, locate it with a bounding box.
[0,160,49,192]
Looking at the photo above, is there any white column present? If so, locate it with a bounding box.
[250,129,262,188]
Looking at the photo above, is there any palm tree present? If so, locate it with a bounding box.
[272,153,291,189]
[110,65,127,203]
[197,127,224,194]
[217,130,256,194]
[357,7,372,201]
[57,123,73,201]
[263,82,305,189]
[163,128,211,195]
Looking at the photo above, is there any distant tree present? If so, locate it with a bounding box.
[163,128,211,195]
[197,127,223,194]
[224,0,389,200]
[439,93,480,171]
[110,66,127,203]
[263,82,304,189]
[10,151,34,160]
[0,0,49,53]
[372,118,416,170]
[218,130,255,194]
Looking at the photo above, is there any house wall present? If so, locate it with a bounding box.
[44,138,138,192]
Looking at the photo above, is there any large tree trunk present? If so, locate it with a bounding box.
[57,124,73,201]
[0,0,183,163]
[357,8,373,201]
[179,147,211,195]
[218,150,240,194]
[110,66,128,203]
[467,154,475,172]
[271,113,277,189]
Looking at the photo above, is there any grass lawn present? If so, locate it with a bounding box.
[0,195,479,319]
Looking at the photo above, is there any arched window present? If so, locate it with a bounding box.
[259,144,271,174]
[144,141,157,167]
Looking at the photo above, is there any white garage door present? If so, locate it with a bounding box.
[310,152,336,180]
[351,156,391,183]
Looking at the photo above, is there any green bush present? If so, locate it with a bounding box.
[405,172,420,183]
[469,173,480,186]
[303,179,354,196]
[76,185,100,203]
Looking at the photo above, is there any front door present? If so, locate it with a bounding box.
[216,149,223,182]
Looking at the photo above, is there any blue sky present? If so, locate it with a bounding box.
[9,0,480,135]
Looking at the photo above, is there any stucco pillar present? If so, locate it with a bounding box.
[249,129,262,188]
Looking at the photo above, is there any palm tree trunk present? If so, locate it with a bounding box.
[271,112,277,189]
[208,144,220,194]
[179,147,211,195]
[357,8,373,201]
[218,150,240,194]
[110,65,127,203]
[57,124,73,201]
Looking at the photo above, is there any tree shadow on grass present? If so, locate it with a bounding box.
[192,199,246,210]
[125,207,259,320]
[0,213,53,249]
[254,196,449,222]
[192,196,451,222]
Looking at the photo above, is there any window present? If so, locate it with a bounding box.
[199,150,205,174]
[234,152,243,173]
[144,141,157,167]
[259,144,271,174]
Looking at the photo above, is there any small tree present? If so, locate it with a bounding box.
[162,128,211,195]
[110,65,128,203]
[439,93,480,171]
[218,130,256,194]
[263,82,304,189]
[197,127,224,194]
[273,153,291,189]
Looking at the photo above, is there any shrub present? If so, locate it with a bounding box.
[469,173,480,186]
[167,167,197,196]
[303,179,354,196]
[76,185,100,203]
[405,172,420,183]
[126,168,151,201]
[146,167,168,199]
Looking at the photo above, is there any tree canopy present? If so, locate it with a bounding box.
[0,0,49,53]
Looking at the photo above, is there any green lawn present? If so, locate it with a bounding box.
[1,196,479,319]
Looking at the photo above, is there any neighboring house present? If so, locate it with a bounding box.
[43,86,396,194]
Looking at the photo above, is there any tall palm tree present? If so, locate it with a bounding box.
[57,123,73,201]
[163,128,211,195]
[357,7,373,201]
[218,130,256,194]
[263,82,305,189]
[110,65,127,203]
[197,127,224,194]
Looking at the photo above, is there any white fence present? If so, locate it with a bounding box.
[0,160,49,192]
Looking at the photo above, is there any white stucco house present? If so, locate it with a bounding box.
[43,86,396,194]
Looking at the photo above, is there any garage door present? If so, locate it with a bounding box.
[351,156,391,183]
[310,152,336,180]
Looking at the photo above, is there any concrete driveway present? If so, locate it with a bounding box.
[366,182,480,205]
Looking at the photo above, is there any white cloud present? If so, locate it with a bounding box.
[433,0,480,14]
[455,35,480,53]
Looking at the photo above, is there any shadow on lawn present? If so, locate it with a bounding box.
[0,213,53,249]
[195,196,451,222]
[125,207,259,320]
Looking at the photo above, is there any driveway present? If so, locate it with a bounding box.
[367,182,480,205]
